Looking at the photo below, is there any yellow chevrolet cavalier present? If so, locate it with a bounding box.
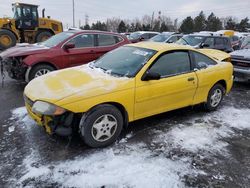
[24,42,233,147]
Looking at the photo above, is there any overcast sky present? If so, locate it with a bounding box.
[1,0,250,28]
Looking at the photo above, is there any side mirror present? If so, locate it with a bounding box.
[63,43,75,50]
[200,42,210,48]
[167,39,173,43]
[139,36,145,41]
[141,71,161,81]
[197,62,208,69]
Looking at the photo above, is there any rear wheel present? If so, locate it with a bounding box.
[204,84,225,111]
[29,64,55,81]
[0,29,16,50]
[79,104,124,148]
[35,31,53,42]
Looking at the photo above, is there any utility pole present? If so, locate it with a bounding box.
[72,0,75,27]
[151,12,154,30]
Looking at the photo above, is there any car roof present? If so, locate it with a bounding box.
[133,31,160,34]
[127,42,191,51]
[64,30,122,35]
[186,34,229,39]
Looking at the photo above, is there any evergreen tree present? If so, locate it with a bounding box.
[225,18,237,30]
[117,20,127,33]
[142,24,151,31]
[179,16,194,33]
[193,11,206,32]
[83,24,91,30]
[135,22,142,31]
[206,13,222,31]
[91,21,107,31]
[237,17,249,32]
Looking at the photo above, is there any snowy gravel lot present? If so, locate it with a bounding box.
[0,77,250,188]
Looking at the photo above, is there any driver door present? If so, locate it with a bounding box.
[134,50,198,120]
[62,34,96,67]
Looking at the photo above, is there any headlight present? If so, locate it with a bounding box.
[32,101,66,115]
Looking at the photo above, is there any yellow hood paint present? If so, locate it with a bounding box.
[24,64,134,105]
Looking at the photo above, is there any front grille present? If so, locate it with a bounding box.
[231,59,250,68]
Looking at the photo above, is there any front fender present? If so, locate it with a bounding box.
[58,88,135,122]
[23,54,59,69]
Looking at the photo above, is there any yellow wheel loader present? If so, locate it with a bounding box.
[0,2,63,50]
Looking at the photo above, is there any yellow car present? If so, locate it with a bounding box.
[24,42,233,147]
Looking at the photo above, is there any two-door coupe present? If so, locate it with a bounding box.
[24,42,233,147]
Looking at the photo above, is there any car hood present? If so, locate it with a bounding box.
[0,43,50,59]
[24,64,134,105]
[230,49,250,60]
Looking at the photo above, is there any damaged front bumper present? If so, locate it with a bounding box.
[24,95,78,137]
[1,57,27,80]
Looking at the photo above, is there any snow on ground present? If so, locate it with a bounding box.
[7,105,250,187]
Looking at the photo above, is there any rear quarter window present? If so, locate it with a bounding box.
[98,34,117,46]
[192,51,217,69]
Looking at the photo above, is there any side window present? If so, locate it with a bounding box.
[114,36,123,43]
[224,38,231,47]
[214,38,225,49]
[141,33,149,39]
[31,7,38,20]
[169,36,178,42]
[149,33,157,38]
[98,34,117,46]
[193,51,217,69]
[204,37,214,48]
[68,34,94,48]
[149,51,191,77]
[232,36,239,42]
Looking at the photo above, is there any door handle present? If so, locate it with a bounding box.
[187,77,195,81]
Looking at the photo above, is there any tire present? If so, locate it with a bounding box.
[29,64,55,81]
[204,84,225,111]
[0,29,17,50]
[35,31,53,42]
[79,104,124,148]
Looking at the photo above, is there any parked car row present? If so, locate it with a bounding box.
[1,29,250,85]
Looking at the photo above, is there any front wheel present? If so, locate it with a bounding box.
[79,104,124,148]
[204,84,225,111]
[29,64,55,81]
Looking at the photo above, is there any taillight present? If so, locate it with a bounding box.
[223,57,231,62]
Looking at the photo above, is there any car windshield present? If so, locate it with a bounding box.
[241,37,250,49]
[38,32,75,47]
[92,46,156,77]
[129,32,141,40]
[149,34,171,42]
[176,35,205,46]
